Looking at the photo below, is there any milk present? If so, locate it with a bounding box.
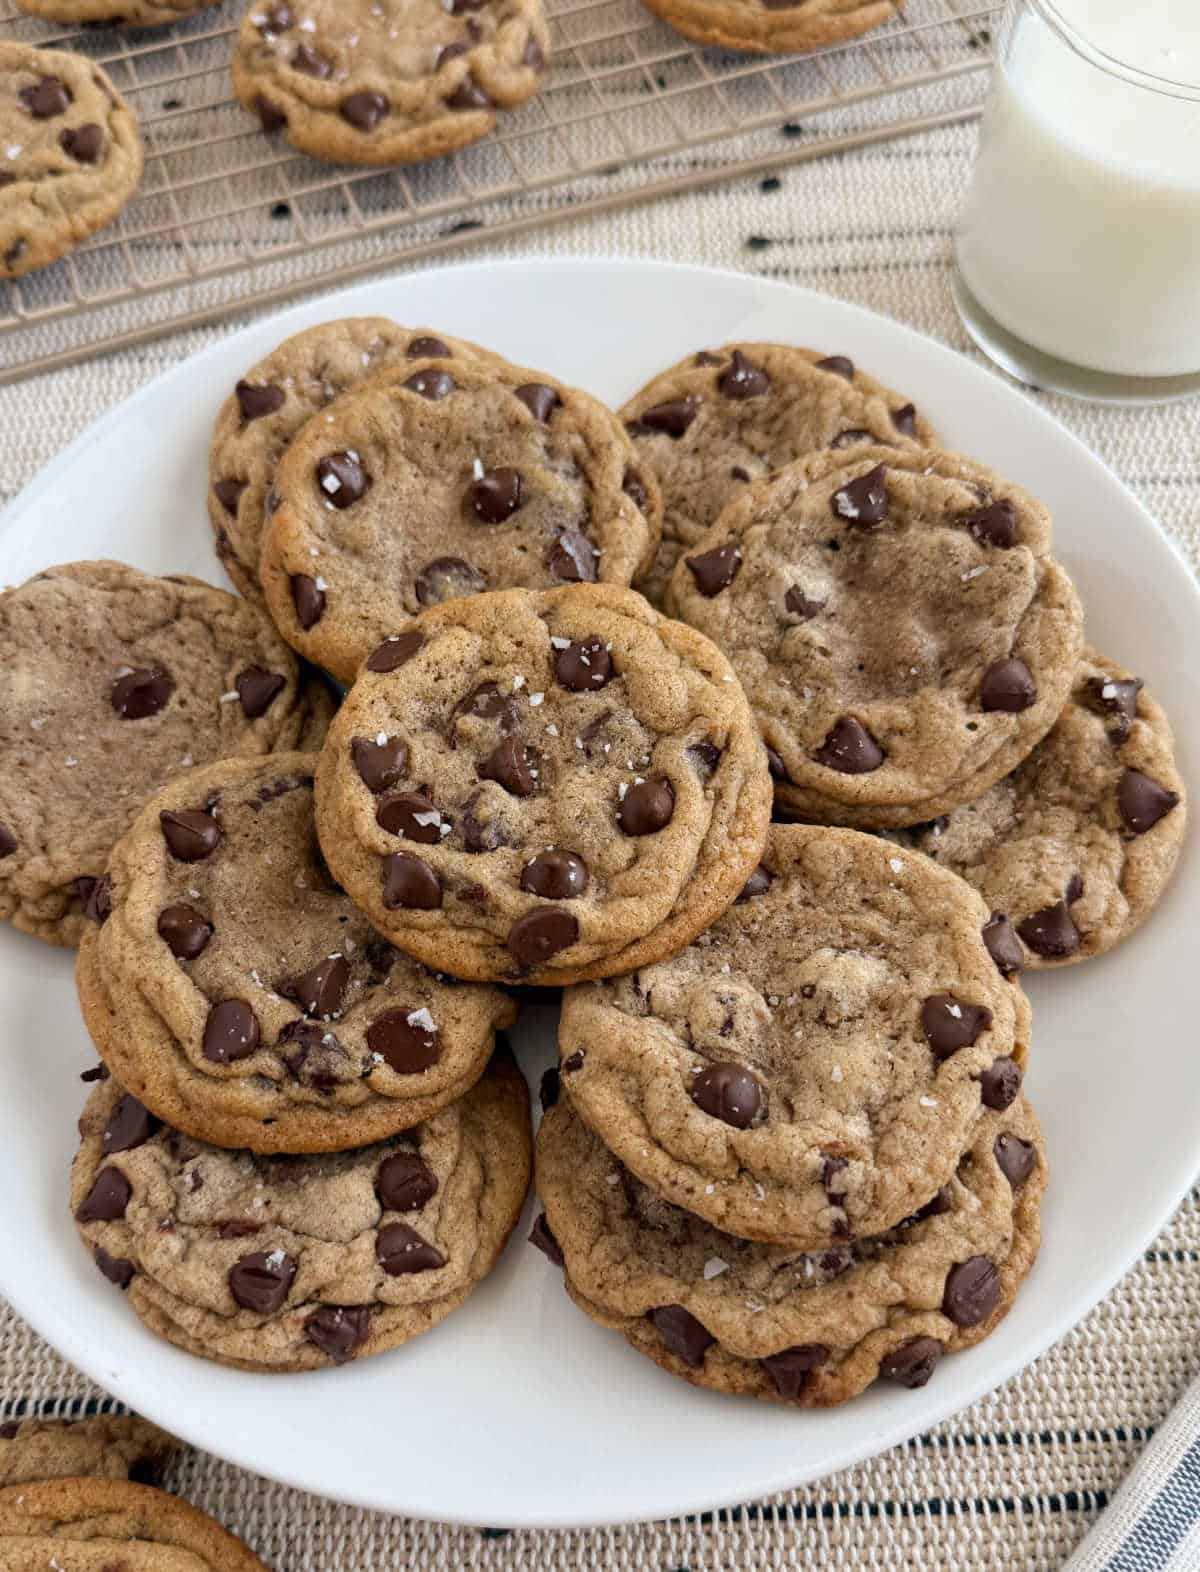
[956,0,1200,379]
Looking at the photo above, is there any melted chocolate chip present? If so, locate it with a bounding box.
[554,635,613,691]
[649,1304,714,1367]
[468,466,523,523]
[1118,768,1180,834]
[103,1094,159,1155]
[979,1056,1022,1111]
[202,999,260,1063]
[382,852,443,911]
[234,667,285,719]
[982,912,1023,976]
[980,658,1036,713]
[521,850,588,899]
[815,355,854,379]
[341,90,388,129]
[685,543,742,597]
[478,736,538,796]
[291,573,326,629]
[316,450,370,508]
[717,349,769,400]
[407,335,452,358]
[514,382,561,421]
[367,1009,440,1073]
[628,397,699,439]
[378,1152,439,1212]
[20,76,72,118]
[352,734,408,794]
[156,904,212,960]
[529,1213,564,1265]
[404,369,455,400]
[507,908,579,970]
[814,716,884,774]
[305,1305,370,1361]
[160,809,221,862]
[831,464,888,525]
[377,1222,445,1275]
[60,123,103,163]
[761,1344,828,1400]
[366,630,424,672]
[921,994,993,1059]
[1017,901,1080,958]
[618,778,674,836]
[546,530,598,583]
[963,499,1017,549]
[879,1336,942,1389]
[942,1256,1000,1327]
[415,556,485,606]
[235,380,285,420]
[287,955,350,1020]
[994,1131,1037,1188]
[690,1063,762,1128]
[1084,674,1142,741]
[94,1246,135,1289]
[111,667,173,720]
[229,1250,296,1313]
[76,1166,131,1223]
[377,791,445,843]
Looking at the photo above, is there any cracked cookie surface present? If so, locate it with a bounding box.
[667,446,1084,828]
[83,753,515,1152]
[534,1090,1044,1407]
[621,343,934,604]
[314,583,772,985]
[232,0,549,167]
[0,44,142,280]
[558,823,1031,1248]
[0,561,333,948]
[71,1056,531,1371]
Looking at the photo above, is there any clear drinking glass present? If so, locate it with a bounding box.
[953,0,1200,403]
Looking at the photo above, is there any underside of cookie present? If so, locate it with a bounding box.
[313,583,773,985]
[70,1055,531,1371]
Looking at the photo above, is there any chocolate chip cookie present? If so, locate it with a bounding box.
[533,1090,1044,1407]
[899,650,1186,969]
[261,360,662,683]
[15,0,220,24]
[0,562,333,948]
[209,317,499,602]
[82,753,516,1152]
[232,0,549,168]
[667,447,1084,829]
[558,823,1031,1248]
[313,584,773,985]
[0,44,142,280]
[621,343,935,605]
[638,0,899,55]
[0,1415,177,1489]
[0,1477,268,1569]
[72,1056,531,1371]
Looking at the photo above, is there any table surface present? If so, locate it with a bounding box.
[1,105,1198,1572]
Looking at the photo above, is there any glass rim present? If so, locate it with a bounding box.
[1026,0,1200,102]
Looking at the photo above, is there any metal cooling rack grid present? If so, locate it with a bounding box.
[0,0,998,381]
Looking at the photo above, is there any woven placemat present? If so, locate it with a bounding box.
[1,113,1198,1570]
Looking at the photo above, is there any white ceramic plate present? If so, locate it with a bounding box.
[0,260,1196,1530]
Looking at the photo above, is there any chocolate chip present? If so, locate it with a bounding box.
[717,350,769,400]
[507,908,579,969]
[979,1056,1022,1111]
[287,955,349,1020]
[622,468,648,510]
[814,716,884,774]
[341,90,388,129]
[982,912,1023,976]
[1118,768,1180,834]
[305,1305,370,1361]
[229,1250,296,1313]
[400,338,449,363]
[77,1166,131,1223]
[404,369,455,400]
[378,1152,439,1212]
[963,499,1017,549]
[377,791,445,843]
[252,95,287,131]
[761,1344,828,1400]
[921,994,993,1059]
[546,530,598,583]
[103,1094,159,1155]
[830,428,873,449]
[157,904,212,960]
[737,864,772,901]
[80,1063,109,1083]
[76,876,111,924]
[316,450,369,508]
[831,464,889,525]
[381,850,443,912]
[367,1008,440,1073]
[468,467,523,524]
[160,809,221,862]
[879,1337,942,1389]
[618,778,674,836]
[521,850,588,899]
[562,1049,585,1074]
[0,1421,18,1438]
[415,556,485,606]
[1017,901,1080,958]
[649,1305,714,1368]
[529,1213,564,1266]
[555,635,613,691]
[816,355,854,379]
[994,1131,1037,1189]
[293,43,332,76]
[111,667,173,720]
[94,1246,135,1289]
[628,397,699,439]
[1084,674,1143,741]
[447,76,493,110]
[515,382,561,421]
[980,658,1036,713]
[377,1222,445,1275]
[20,76,72,118]
[891,403,918,436]
[685,543,742,596]
[766,746,788,781]
[784,585,826,620]
[60,123,103,163]
[352,734,408,794]
[202,999,260,1063]
[0,823,15,860]
[942,1256,1001,1327]
[690,1062,762,1128]
[366,631,424,672]
[291,573,326,630]
[235,380,284,420]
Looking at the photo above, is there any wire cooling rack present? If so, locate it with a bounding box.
[0,0,997,381]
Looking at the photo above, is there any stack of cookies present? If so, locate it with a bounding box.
[0,321,1185,1406]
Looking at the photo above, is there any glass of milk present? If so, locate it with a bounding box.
[953,0,1200,403]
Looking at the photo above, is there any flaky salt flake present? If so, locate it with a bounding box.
[545,723,559,736]
[219,690,240,703]
[753,1182,765,1201]
[605,1172,620,1187]
[919,1095,938,1108]
[512,674,525,690]
[745,1298,766,1314]
[617,782,628,800]
[321,471,342,495]
[470,457,485,480]
[703,1256,729,1280]
[412,811,442,828]
[831,1064,844,1083]
[1101,681,1119,699]
[961,565,988,582]
[264,1247,288,1269]
[29,716,46,730]
[406,1006,437,1033]
[888,856,904,874]
[704,1184,715,1195]
[946,1002,963,1019]
[528,692,544,706]
[5,145,22,160]
[314,575,328,591]
[376,731,388,746]
[64,756,78,768]
[550,635,570,649]
[438,822,451,837]
[720,962,731,974]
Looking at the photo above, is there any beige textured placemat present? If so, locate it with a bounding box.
[1,114,1198,1570]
